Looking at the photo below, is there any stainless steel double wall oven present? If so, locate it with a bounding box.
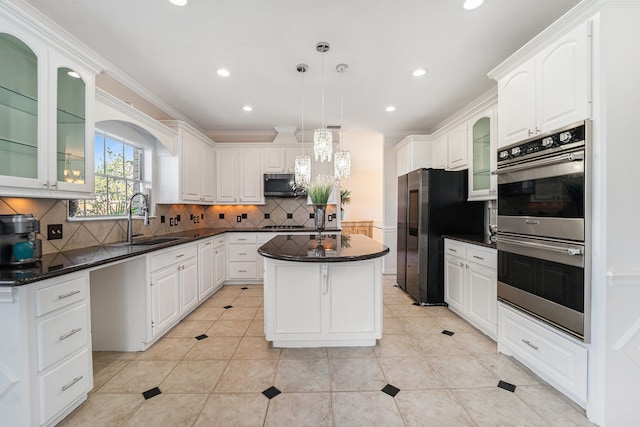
[496,121,591,341]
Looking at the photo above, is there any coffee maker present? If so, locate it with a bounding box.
[0,214,42,265]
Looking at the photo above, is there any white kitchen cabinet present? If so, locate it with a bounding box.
[285,147,303,173]
[264,258,383,347]
[498,302,588,407]
[468,106,497,200]
[198,235,226,300]
[431,135,447,170]
[395,135,431,176]
[263,148,286,172]
[0,20,98,198]
[257,232,277,280]
[215,147,264,204]
[444,239,497,339]
[498,21,591,147]
[447,123,468,170]
[149,243,198,336]
[226,232,259,281]
[157,121,215,204]
[0,271,92,427]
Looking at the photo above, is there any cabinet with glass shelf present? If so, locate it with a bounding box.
[0,16,97,198]
[467,105,497,201]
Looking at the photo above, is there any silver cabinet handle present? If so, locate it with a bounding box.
[176,254,185,258]
[58,290,80,300]
[62,376,84,391]
[43,182,49,189]
[522,339,539,350]
[321,264,330,295]
[204,242,212,246]
[51,182,58,189]
[448,248,457,252]
[459,262,464,267]
[528,129,534,136]
[238,238,247,241]
[60,328,82,341]
[238,252,247,255]
[567,248,583,256]
[238,270,247,273]
[472,255,485,261]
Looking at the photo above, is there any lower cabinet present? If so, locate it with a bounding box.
[227,232,259,281]
[264,259,383,347]
[444,239,497,340]
[149,243,198,337]
[498,302,588,407]
[198,235,226,300]
[0,271,92,427]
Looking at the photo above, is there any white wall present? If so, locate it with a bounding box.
[382,136,404,275]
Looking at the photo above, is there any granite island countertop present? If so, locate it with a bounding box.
[0,226,342,286]
[258,233,389,263]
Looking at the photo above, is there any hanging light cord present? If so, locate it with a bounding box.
[301,68,305,155]
[340,66,344,149]
[321,48,325,129]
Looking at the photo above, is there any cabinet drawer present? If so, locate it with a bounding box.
[228,243,257,262]
[213,236,226,247]
[150,245,197,271]
[467,246,497,269]
[444,239,467,259]
[37,303,89,371]
[499,304,587,404]
[35,274,87,317]
[228,262,257,279]
[39,348,92,425]
[227,233,257,244]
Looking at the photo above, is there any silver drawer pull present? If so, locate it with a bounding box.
[176,254,185,258]
[62,376,83,391]
[238,238,247,241]
[238,252,247,255]
[204,242,212,246]
[472,255,485,260]
[448,248,457,252]
[58,290,80,300]
[60,328,82,341]
[238,270,247,273]
[522,339,539,350]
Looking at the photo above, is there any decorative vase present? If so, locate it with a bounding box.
[313,204,326,233]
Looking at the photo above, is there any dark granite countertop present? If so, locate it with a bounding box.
[0,226,342,286]
[442,234,497,249]
[258,233,389,263]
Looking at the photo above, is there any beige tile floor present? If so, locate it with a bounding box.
[60,276,594,426]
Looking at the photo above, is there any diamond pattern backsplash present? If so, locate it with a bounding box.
[0,197,336,254]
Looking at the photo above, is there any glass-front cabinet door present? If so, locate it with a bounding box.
[55,66,90,192]
[468,106,497,200]
[0,32,45,189]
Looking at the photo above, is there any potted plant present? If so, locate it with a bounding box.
[307,174,334,232]
[340,189,351,220]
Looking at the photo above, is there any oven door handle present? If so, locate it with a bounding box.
[496,151,584,175]
[498,236,584,256]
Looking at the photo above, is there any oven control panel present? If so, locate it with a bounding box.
[497,122,586,165]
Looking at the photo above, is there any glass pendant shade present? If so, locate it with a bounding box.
[334,150,351,179]
[294,155,311,187]
[314,128,333,161]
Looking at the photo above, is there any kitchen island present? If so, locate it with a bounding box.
[258,233,389,348]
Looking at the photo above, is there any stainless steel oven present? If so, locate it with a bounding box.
[496,121,591,341]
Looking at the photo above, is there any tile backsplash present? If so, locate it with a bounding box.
[0,197,336,255]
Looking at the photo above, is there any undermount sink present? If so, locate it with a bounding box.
[105,237,187,247]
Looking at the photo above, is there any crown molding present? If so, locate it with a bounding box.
[206,130,278,143]
[430,87,497,136]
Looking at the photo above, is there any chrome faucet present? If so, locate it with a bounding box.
[128,192,150,244]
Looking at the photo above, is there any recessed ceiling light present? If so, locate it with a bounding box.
[168,0,189,6]
[462,0,484,10]
[412,68,428,77]
[217,68,230,77]
[386,106,396,112]
[67,71,81,79]
[242,105,253,112]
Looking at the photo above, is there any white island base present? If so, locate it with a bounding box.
[263,258,383,348]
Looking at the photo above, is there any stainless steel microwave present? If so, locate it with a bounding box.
[264,174,307,198]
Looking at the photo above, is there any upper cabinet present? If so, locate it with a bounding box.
[214,147,263,204]
[468,106,497,200]
[156,121,215,204]
[395,135,430,176]
[0,21,97,198]
[498,21,591,147]
[447,123,468,171]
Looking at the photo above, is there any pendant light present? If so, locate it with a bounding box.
[334,63,351,179]
[294,64,311,187]
[313,41,332,162]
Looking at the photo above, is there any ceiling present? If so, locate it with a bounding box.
[22,0,581,141]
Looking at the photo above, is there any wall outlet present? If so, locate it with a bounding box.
[328,214,333,222]
[160,215,165,223]
[169,218,174,226]
[236,216,242,222]
[242,213,247,219]
[47,224,63,240]
[176,214,181,221]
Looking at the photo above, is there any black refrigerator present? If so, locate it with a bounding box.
[397,168,484,304]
